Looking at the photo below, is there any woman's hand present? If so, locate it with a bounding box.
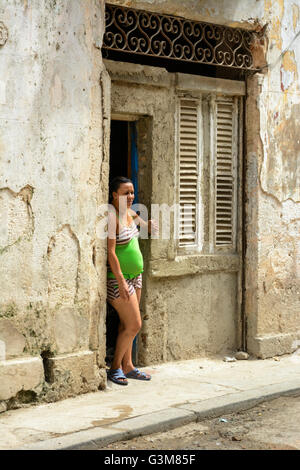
[148,219,159,236]
[118,278,130,301]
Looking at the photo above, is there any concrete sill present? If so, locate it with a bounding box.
[149,254,240,278]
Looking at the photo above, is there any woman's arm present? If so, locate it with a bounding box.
[107,238,123,282]
[129,209,158,235]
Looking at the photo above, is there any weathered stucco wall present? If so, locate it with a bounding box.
[0,0,109,409]
[142,273,237,363]
[108,0,265,29]
[246,0,300,358]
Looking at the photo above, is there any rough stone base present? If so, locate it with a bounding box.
[0,351,106,410]
[0,357,44,401]
[42,351,106,402]
[248,332,300,359]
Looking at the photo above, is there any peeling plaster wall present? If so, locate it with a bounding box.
[260,0,300,202]
[0,0,108,408]
[108,0,265,29]
[246,0,300,357]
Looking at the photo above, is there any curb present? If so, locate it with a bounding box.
[18,380,300,450]
[177,380,300,418]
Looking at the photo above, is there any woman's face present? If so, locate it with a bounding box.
[113,182,135,209]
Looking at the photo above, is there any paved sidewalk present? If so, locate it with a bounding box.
[1,353,300,450]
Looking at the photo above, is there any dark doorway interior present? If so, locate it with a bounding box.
[106,120,138,367]
[109,120,131,181]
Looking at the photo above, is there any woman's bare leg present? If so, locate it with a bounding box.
[121,288,142,373]
[109,293,142,381]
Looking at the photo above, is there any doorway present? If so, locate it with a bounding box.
[105,119,139,367]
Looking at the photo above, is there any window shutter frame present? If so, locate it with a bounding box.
[176,96,203,251]
[210,95,239,253]
[176,91,241,256]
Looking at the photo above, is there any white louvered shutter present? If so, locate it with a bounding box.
[178,99,200,248]
[213,96,238,249]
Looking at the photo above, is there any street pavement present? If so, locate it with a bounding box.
[0,352,300,450]
[101,395,300,450]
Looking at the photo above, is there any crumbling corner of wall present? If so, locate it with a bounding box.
[250,23,269,71]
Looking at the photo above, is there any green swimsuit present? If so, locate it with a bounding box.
[107,215,143,301]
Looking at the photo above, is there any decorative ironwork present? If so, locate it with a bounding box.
[0,22,8,46]
[103,4,257,70]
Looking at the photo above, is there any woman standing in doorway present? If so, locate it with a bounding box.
[107,176,157,385]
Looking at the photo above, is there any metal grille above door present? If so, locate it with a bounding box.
[103,3,258,71]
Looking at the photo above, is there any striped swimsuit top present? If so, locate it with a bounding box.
[116,219,139,245]
[107,214,144,280]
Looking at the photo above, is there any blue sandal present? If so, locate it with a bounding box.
[125,368,151,381]
[107,368,128,386]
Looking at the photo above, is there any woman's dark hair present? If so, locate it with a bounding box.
[109,176,133,202]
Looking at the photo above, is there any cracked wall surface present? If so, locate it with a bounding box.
[260,0,300,202]
[47,225,80,308]
[0,0,107,409]
[0,186,34,255]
